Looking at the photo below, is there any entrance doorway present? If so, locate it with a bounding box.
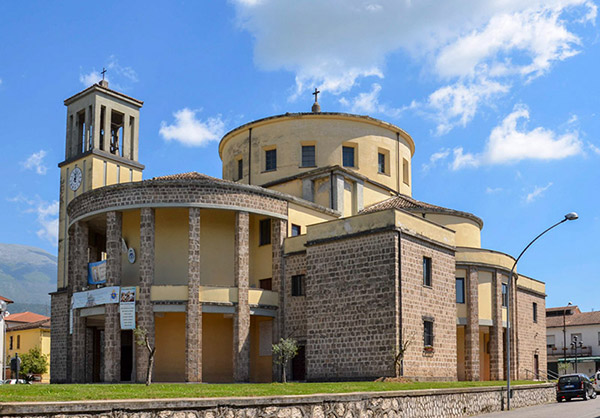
[120,330,134,382]
[292,345,306,381]
[534,354,539,379]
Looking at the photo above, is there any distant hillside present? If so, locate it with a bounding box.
[0,243,56,316]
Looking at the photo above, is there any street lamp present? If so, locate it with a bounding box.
[506,212,578,410]
[563,301,572,373]
[0,300,8,382]
[571,335,583,373]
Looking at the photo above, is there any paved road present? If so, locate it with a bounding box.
[472,397,600,418]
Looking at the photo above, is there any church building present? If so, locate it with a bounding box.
[50,82,547,383]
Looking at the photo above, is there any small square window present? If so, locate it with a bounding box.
[259,219,271,246]
[259,278,272,291]
[424,320,434,347]
[378,152,385,173]
[456,277,465,304]
[291,224,301,237]
[423,257,432,287]
[533,302,538,323]
[301,145,315,167]
[292,274,305,296]
[502,283,508,307]
[342,146,355,167]
[237,159,243,181]
[265,149,277,171]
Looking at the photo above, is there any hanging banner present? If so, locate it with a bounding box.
[88,260,107,285]
[72,286,120,309]
[119,286,136,330]
[69,297,74,334]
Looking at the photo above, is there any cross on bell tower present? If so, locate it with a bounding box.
[311,88,321,113]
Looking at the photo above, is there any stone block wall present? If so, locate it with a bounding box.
[49,290,69,383]
[516,286,547,379]
[305,230,399,380]
[283,252,307,341]
[399,233,457,381]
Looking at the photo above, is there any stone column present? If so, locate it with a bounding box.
[271,218,287,382]
[122,114,131,159]
[233,211,250,382]
[465,266,480,381]
[136,208,155,382]
[489,270,504,380]
[186,207,202,382]
[84,106,92,152]
[69,221,88,382]
[103,107,112,152]
[104,211,122,383]
[93,105,101,150]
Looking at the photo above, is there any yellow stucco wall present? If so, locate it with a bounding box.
[480,328,490,380]
[154,312,186,382]
[154,208,189,285]
[200,210,235,287]
[478,271,493,322]
[250,316,273,383]
[363,182,394,208]
[220,115,414,196]
[456,248,515,271]
[5,327,51,383]
[518,275,545,295]
[203,313,233,382]
[121,209,141,286]
[423,214,481,248]
[267,180,302,198]
[287,203,336,237]
[313,177,331,209]
[249,215,272,288]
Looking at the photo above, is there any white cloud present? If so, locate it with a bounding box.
[79,56,138,88]
[339,83,409,117]
[525,182,553,203]
[450,105,582,169]
[159,108,225,147]
[486,187,503,194]
[589,142,600,155]
[21,150,48,175]
[422,148,450,171]
[8,195,59,245]
[427,79,509,135]
[233,0,594,131]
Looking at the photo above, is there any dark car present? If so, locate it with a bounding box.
[557,373,597,402]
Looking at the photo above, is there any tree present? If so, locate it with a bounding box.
[134,327,156,386]
[20,346,48,379]
[272,338,298,383]
[394,330,415,377]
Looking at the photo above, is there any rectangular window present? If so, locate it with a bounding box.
[342,146,355,167]
[265,149,277,171]
[423,257,432,287]
[259,219,271,246]
[403,158,410,185]
[301,145,315,167]
[9,336,13,350]
[502,283,508,307]
[292,274,305,296]
[17,335,20,349]
[237,159,243,180]
[291,224,301,237]
[378,152,386,173]
[259,278,272,291]
[547,335,556,349]
[424,320,434,347]
[533,302,538,323]
[456,277,465,304]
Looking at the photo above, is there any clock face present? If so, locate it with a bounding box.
[69,167,82,191]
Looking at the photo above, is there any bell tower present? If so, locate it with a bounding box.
[56,80,144,289]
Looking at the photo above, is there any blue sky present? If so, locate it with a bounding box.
[1,1,598,310]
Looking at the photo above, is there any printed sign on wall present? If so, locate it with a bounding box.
[119,286,136,330]
[88,260,107,285]
[72,286,120,309]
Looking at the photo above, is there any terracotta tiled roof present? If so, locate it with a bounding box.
[547,310,600,328]
[5,312,50,324]
[0,295,13,303]
[7,318,51,332]
[359,194,483,228]
[152,171,221,181]
[547,305,580,314]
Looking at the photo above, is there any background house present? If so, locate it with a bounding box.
[5,311,51,382]
[546,305,600,377]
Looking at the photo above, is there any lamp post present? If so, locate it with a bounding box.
[571,335,583,373]
[506,212,578,410]
[0,300,7,382]
[563,302,572,374]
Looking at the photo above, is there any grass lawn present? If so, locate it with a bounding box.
[0,380,546,402]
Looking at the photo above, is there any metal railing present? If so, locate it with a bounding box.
[547,346,592,357]
[523,368,557,381]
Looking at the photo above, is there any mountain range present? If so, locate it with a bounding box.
[0,243,56,316]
